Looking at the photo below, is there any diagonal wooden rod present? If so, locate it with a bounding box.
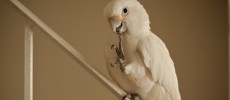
[8,0,126,99]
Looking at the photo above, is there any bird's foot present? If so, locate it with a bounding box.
[110,44,126,68]
[122,94,141,100]
[110,31,126,73]
[110,55,126,69]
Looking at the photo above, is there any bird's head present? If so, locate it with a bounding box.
[104,0,150,35]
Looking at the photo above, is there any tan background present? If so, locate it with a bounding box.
[0,0,228,100]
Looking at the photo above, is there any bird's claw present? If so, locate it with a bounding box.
[111,44,118,50]
[110,62,118,67]
[110,44,126,69]
[110,33,126,69]
[110,51,126,68]
[122,94,141,100]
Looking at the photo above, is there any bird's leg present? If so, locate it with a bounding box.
[122,94,141,100]
[110,44,119,67]
[110,33,126,70]
[117,34,126,66]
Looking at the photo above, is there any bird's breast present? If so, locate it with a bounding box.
[123,35,139,59]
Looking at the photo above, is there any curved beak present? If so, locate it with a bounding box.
[109,16,127,34]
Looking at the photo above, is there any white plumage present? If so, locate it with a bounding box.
[104,0,181,100]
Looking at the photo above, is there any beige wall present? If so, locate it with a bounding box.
[0,0,228,100]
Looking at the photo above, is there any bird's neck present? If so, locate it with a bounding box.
[126,28,151,38]
[126,20,151,36]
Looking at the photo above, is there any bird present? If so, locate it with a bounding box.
[103,0,181,100]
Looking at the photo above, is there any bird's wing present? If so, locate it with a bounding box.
[137,33,179,96]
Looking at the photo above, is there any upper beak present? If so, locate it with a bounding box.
[109,16,127,34]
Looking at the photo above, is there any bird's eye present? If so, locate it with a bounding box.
[122,7,128,16]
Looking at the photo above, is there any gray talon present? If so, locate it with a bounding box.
[110,63,118,67]
[110,63,114,67]
[111,44,117,49]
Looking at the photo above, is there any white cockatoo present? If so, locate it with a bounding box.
[104,0,181,100]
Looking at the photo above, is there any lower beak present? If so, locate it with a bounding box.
[110,19,127,34]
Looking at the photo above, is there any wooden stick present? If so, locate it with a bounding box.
[24,20,34,100]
